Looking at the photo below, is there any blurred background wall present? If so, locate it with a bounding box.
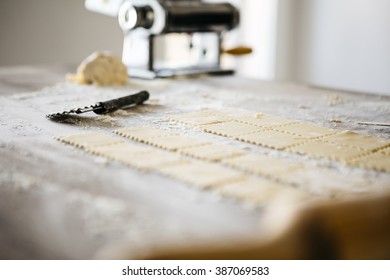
[0,0,389,95]
[0,0,123,65]
[276,0,390,95]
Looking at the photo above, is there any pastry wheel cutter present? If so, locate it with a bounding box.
[46,90,149,119]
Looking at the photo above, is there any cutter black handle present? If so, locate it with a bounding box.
[93,90,150,114]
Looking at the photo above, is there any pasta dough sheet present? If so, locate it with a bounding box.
[114,126,321,187]
[236,130,308,150]
[221,153,303,178]
[218,178,312,205]
[55,99,390,210]
[179,143,246,161]
[202,121,262,137]
[159,160,246,189]
[166,109,389,172]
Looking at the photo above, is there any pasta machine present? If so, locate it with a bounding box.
[85,0,240,79]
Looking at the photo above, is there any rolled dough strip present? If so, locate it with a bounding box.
[287,140,367,162]
[115,126,178,142]
[178,143,246,161]
[159,160,246,189]
[202,121,262,137]
[56,132,124,149]
[57,132,189,171]
[275,123,338,139]
[236,130,309,150]
[163,109,389,174]
[55,131,313,200]
[222,153,303,178]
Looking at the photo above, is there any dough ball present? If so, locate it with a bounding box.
[67,51,129,86]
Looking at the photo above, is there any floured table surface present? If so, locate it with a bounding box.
[0,65,389,259]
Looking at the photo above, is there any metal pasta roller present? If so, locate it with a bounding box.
[85,0,240,79]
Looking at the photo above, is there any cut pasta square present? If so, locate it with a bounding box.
[287,141,366,162]
[222,153,303,177]
[275,123,337,138]
[236,130,308,150]
[202,121,262,137]
[322,131,389,150]
[349,153,390,172]
[119,150,187,171]
[218,178,311,204]
[146,135,210,151]
[380,147,390,156]
[56,132,124,149]
[166,111,229,126]
[236,114,297,128]
[115,126,178,142]
[89,142,152,159]
[159,160,246,188]
[179,143,245,161]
